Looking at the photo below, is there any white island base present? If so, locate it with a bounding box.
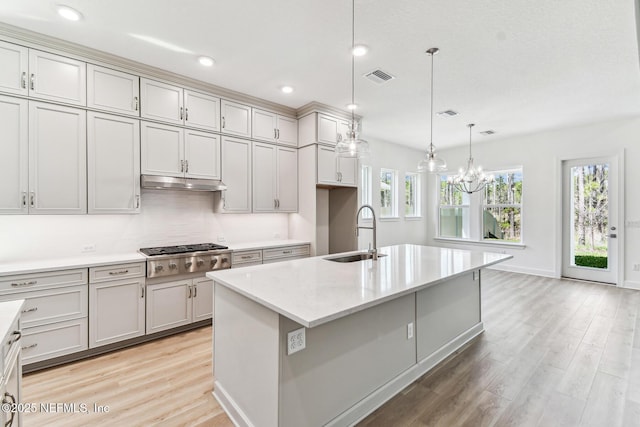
[208,245,511,427]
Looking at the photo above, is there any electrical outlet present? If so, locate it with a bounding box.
[634,264,640,272]
[81,244,96,253]
[287,328,306,355]
[407,322,414,339]
[217,235,226,243]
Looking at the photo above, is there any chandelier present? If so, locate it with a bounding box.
[449,124,494,193]
[417,48,446,173]
[335,0,370,160]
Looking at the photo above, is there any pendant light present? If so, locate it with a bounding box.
[449,124,494,194]
[417,48,447,173]
[335,0,370,160]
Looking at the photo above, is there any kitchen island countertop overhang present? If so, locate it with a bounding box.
[207,244,512,328]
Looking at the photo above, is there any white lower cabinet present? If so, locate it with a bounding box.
[21,318,88,364]
[146,277,213,334]
[89,278,145,348]
[231,244,310,268]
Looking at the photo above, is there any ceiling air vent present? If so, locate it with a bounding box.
[364,69,395,84]
[480,130,497,135]
[437,110,459,117]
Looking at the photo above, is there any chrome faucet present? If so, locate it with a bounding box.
[356,204,378,260]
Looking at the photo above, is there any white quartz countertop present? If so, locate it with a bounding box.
[208,244,512,328]
[0,300,24,344]
[227,240,310,251]
[0,253,146,277]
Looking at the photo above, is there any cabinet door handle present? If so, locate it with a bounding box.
[222,116,225,129]
[193,285,197,298]
[277,129,280,139]
[134,96,139,111]
[141,285,145,299]
[21,307,38,314]
[30,191,35,207]
[337,133,342,142]
[188,286,192,299]
[277,199,280,208]
[185,107,189,121]
[108,270,129,276]
[274,199,277,208]
[181,160,185,173]
[30,73,35,90]
[274,128,277,139]
[180,107,184,120]
[136,194,140,209]
[21,71,27,89]
[11,280,37,287]
[283,250,292,254]
[185,160,189,173]
[8,330,22,345]
[240,255,252,259]
[22,192,27,208]
[22,343,38,350]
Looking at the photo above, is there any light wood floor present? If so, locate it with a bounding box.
[22,271,640,426]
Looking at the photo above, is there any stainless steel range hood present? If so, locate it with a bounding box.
[141,175,227,192]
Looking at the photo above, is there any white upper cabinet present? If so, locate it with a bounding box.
[317,114,340,145]
[221,99,251,137]
[252,142,277,212]
[87,65,140,116]
[141,121,184,177]
[337,120,352,143]
[184,129,221,180]
[252,108,298,147]
[140,79,220,131]
[88,112,140,214]
[0,95,28,214]
[29,101,87,214]
[252,142,297,213]
[276,146,298,212]
[299,112,355,148]
[140,78,183,125]
[29,49,86,106]
[221,136,252,213]
[277,115,298,147]
[0,40,28,96]
[317,145,357,188]
[252,109,277,142]
[184,90,220,132]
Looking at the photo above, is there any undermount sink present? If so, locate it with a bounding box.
[325,252,387,263]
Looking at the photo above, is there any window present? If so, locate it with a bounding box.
[360,165,372,219]
[437,168,523,244]
[380,169,398,218]
[439,176,470,238]
[405,173,420,217]
[483,170,523,242]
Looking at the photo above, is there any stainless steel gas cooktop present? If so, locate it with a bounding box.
[139,243,231,278]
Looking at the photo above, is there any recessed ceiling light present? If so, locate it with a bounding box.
[352,45,369,57]
[56,5,82,21]
[436,110,459,117]
[281,86,294,94]
[198,56,215,67]
[347,103,358,110]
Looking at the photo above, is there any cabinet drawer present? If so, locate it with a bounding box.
[232,250,262,265]
[0,285,87,328]
[89,262,146,283]
[263,245,310,261]
[0,269,87,295]
[231,261,263,269]
[21,318,88,364]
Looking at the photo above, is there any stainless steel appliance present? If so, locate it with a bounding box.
[140,243,232,278]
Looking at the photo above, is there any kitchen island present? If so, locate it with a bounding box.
[207,244,511,427]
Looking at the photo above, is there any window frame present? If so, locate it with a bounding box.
[404,172,421,219]
[437,175,471,239]
[379,168,398,219]
[436,167,524,246]
[482,169,523,244]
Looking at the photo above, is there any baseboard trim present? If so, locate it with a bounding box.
[623,280,640,290]
[213,381,255,427]
[325,322,485,427]
[486,264,557,278]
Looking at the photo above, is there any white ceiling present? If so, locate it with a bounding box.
[1,0,639,150]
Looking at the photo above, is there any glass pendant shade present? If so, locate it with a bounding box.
[336,122,370,159]
[450,124,494,194]
[417,144,447,172]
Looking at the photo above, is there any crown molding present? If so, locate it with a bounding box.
[296,101,361,121]
[0,23,298,117]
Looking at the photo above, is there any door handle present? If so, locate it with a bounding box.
[185,108,189,121]
[30,73,35,90]
[21,72,27,89]
[134,96,139,111]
